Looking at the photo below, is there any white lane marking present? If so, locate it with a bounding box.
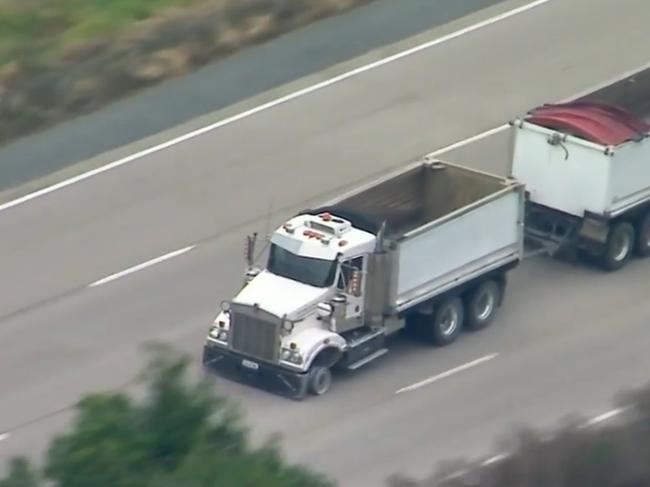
[583,407,625,427]
[0,0,552,215]
[0,432,10,442]
[395,353,498,394]
[88,245,196,287]
[482,452,510,466]
[427,124,508,157]
[438,469,469,482]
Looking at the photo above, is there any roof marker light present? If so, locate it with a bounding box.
[303,229,325,240]
[339,240,348,247]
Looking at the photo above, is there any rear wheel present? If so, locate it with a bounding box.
[601,221,635,271]
[635,210,650,257]
[465,280,501,331]
[307,366,332,396]
[426,297,464,346]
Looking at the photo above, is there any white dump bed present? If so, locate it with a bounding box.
[316,160,525,314]
[511,119,650,218]
[393,181,523,311]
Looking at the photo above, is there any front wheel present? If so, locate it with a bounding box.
[307,366,332,396]
[601,221,635,271]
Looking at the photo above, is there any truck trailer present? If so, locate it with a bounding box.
[510,70,650,270]
[203,66,650,399]
[203,160,525,398]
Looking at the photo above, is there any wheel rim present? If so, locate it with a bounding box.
[440,307,458,336]
[612,230,631,261]
[476,291,495,321]
[314,369,330,394]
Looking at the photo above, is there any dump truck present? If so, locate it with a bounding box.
[203,66,650,399]
[510,80,650,270]
[202,160,525,398]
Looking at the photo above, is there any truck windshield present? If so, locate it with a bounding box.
[267,244,337,288]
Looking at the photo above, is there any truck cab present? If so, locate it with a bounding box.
[203,211,381,398]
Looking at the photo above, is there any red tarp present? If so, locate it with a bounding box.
[525,101,650,146]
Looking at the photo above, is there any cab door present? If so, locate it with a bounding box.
[337,255,366,322]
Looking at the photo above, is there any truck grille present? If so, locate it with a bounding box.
[230,311,279,362]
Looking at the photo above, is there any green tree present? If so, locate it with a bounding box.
[390,381,650,487]
[0,458,41,487]
[2,343,332,487]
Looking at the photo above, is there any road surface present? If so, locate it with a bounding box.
[0,0,504,189]
[2,0,650,485]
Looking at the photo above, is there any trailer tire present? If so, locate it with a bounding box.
[465,280,500,331]
[635,211,650,257]
[427,297,464,346]
[601,221,635,271]
[307,366,332,396]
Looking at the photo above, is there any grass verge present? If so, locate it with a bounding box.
[0,0,375,145]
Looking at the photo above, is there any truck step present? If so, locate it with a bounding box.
[347,348,389,371]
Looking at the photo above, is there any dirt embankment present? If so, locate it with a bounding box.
[0,0,374,146]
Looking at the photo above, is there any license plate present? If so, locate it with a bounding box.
[241,359,259,370]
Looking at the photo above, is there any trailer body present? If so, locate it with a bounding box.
[509,68,650,270]
[511,104,650,219]
[318,160,524,315]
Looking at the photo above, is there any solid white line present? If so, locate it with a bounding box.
[482,452,510,466]
[88,245,196,287]
[0,432,10,442]
[438,469,469,482]
[395,353,498,394]
[0,0,552,214]
[583,408,625,427]
[427,124,509,157]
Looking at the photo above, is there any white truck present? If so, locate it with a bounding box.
[511,96,650,270]
[203,67,650,399]
[203,160,525,398]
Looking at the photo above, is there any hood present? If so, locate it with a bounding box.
[233,270,331,320]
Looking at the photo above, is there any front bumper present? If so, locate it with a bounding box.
[202,342,309,399]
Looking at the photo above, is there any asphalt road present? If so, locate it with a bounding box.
[0,0,504,189]
[2,0,650,485]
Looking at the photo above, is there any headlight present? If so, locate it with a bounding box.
[290,351,303,364]
[280,347,303,364]
[282,320,294,332]
[208,326,228,343]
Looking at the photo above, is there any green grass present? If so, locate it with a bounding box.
[0,0,207,67]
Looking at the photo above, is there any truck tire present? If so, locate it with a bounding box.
[307,366,332,396]
[601,221,635,271]
[635,211,650,257]
[465,280,500,331]
[427,297,464,346]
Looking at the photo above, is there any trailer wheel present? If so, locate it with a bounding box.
[307,366,332,396]
[427,297,464,346]
[635,211,650,257]
[465,280,500,331]
[601,221,635,271]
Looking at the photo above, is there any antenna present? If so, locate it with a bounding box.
[262,196,274,242]
[244,233,257,268]
[253,196,275,263]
